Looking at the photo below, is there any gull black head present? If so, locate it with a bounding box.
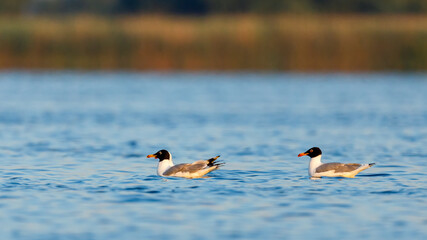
[298,147,322,158]
[147,149,171,161]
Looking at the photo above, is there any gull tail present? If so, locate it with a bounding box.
[207,155,225,168]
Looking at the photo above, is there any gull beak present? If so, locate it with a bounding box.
[298,152,309,157]
[147,154,157,159]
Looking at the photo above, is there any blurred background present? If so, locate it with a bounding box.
[1,0,426,71]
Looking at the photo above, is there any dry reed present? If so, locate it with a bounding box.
[0,14,426,71]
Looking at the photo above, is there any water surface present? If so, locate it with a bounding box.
[0,72,426,240]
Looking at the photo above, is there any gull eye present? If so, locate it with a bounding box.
[310,149,313,153]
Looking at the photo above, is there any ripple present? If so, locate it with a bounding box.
[146,190,161,194]
[0,195,19,199]
[377,165,406,168]
[85,185,110,193]
[307,203,352,209]
[281,212,314,218]
[143,175,160,181]
[359,173,392,177]
[122,186,149,191]
[370,190,404,195]
[115,196,163,203]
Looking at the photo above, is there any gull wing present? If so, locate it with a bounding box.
[162,156,223,177]
[163,161,208,176]
[315,163,361,173]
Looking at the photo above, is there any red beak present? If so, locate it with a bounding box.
[147,154,157,159]
[298,152,309,157]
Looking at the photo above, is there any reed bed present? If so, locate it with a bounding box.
[0,14,426,71]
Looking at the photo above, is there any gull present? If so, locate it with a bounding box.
[147,149,223,178]
[298,147,375,179]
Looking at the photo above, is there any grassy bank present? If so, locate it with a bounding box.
[0,14,426,71]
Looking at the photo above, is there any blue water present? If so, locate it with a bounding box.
[0,72,426,240]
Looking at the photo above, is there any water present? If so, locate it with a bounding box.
[0,72,426,240]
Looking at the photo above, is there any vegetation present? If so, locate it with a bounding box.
[1,14,426,71]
